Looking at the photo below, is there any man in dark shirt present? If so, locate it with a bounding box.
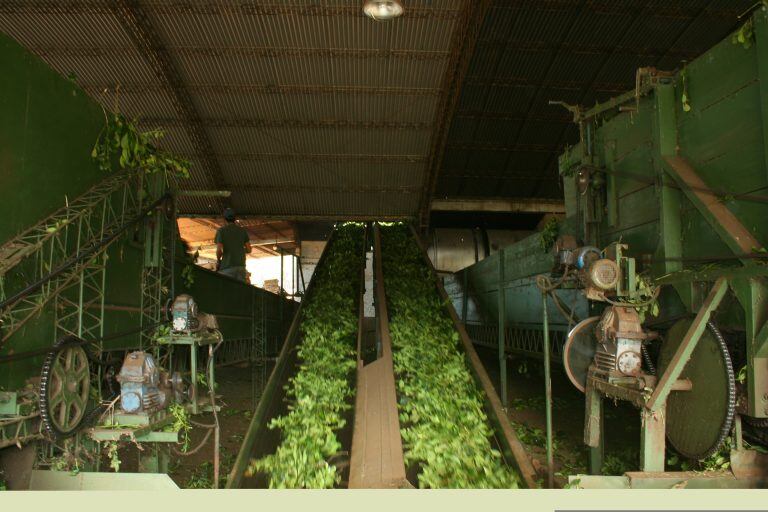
[215,208,252,283]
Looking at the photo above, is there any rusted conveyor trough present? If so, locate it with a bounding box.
[227,223,536,488]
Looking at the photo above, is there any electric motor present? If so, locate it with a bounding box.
[116,351,182,414]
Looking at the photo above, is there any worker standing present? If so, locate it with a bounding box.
[215,208,252,283]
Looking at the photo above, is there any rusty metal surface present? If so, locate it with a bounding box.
[0,0,465,219]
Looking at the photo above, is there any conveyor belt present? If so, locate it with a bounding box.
[348,224,409,488]
[228,222,537,489]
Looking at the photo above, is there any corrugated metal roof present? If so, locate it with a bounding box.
[0,0,465,219]
[436,0,754,201]
[0,0,755,220]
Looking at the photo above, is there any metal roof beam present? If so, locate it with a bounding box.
[446,143,561,153]
[419,0,492,229]
[440,173,560,181]
[34,46,450,61]
[474,40,701,60]
[431,197,565,214]
[490,1,745,19]
[111,0,229,207]
[190,185,422,194]
[142,117,433,131]
[81,83,441,97]
[454,110,571,123]
[0,2,461,19]
[464,77,629,93]
[204,153,427,164]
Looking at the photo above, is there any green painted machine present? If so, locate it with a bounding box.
[457,5,768,488]
[0,33,295,489]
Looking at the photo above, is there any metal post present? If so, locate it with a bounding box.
[584,380,604,475]
[542,293,554,488]
[298,255,306,295]
[461,270,469,323]
[646,277,728,411]
[497,254,507,407]
[279,248,284,325]
[640,407,666,472]
[190,344,198,415]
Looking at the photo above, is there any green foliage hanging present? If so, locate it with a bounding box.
[680,69,692,113]
[732,18,755,49]
[540,216,560,252]
[92,112,191,179]
[380,224,519,489]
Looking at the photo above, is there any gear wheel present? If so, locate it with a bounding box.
[657,319,736,460]
[39,336,92,438]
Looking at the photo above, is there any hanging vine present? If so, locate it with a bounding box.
[91,111,191,179]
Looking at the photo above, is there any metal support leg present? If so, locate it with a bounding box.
[584,382,604,475]
[542,293,554,488]
[640,407,666,472]
[461,270,468,323]
[138,444,169,473]
[190,345,198,415]
[498,256,507,408]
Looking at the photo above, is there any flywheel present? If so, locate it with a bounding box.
[563,316,600,393]
[39,336,92,438]
[656,318,736,460]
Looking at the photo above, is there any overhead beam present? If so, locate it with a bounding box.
[440,173,560,181]
[419,0,493,229]
[455,110,571,123]
[446,142,561,153]
[431,197,565,214]
[663,155,764,257]
[474,40,701,60]
[142,117,433,131]
[82,83,441,97]
[0,2,461,19]
[464,77,630,94]
[206,153,427,164]
[111,0,229,207]
[34,46,450,61]
[183,213,413,222]
[490,1,744,19]
[186,185,422,194]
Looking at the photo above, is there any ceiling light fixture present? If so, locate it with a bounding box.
[363,0,404,21]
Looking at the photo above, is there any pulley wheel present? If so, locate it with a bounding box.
[39,338,91,438]
[563,316,600,393]
[656,318,736,460]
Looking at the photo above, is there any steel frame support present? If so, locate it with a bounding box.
[662,155,763,261]
[112,0,230,208]
[0,172,147,348]
[583,380,604,474]
[640,408,666,472]
[250,291,267,410]
[731,278,768,417]
[497,254,507,408]
[139,174,172,348]
[655,83,692,311]
[419,0,492,229]
[646,277,729,411]
[541,292,554,488]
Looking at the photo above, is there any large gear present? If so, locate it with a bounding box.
[657,319,736,461]
[39,336,92,438]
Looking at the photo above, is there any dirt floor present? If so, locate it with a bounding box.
[102,364,265,489]
[475,346,640,487]
[101,350,639,489]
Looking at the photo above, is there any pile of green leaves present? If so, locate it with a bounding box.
[247,224,364,488]
[380,224,519,488]
[92,111,191,179]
